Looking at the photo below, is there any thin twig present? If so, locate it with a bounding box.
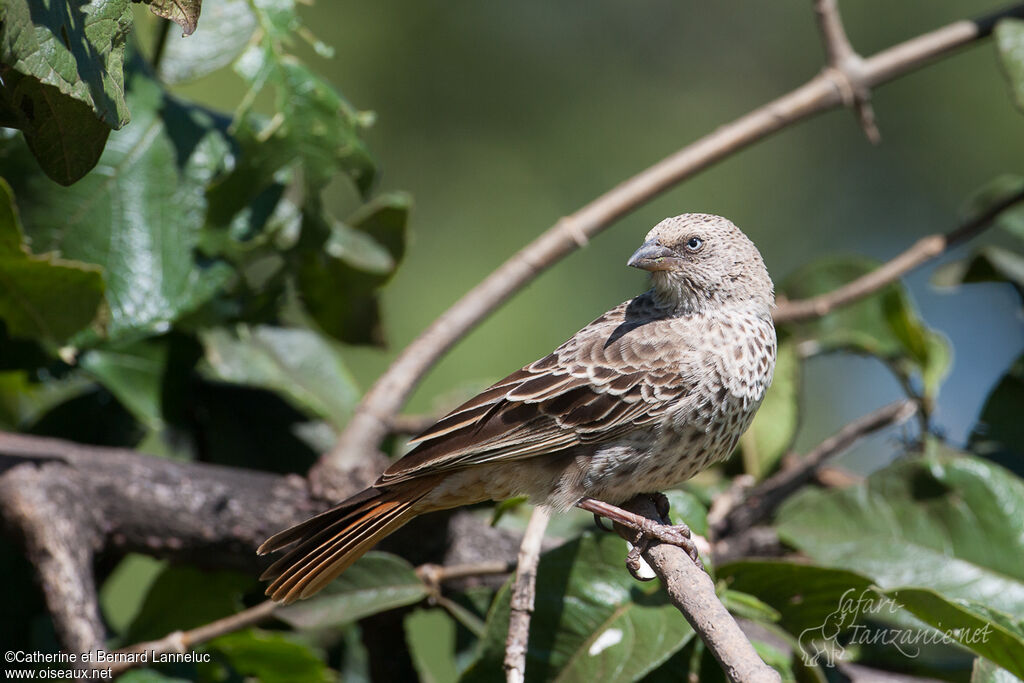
[416,560,515,587]
[712,400,917,539]
[504,506,551,683]
[773,187,1024,323]
[318,3,1024,487]
[619,495,780,682]
[107,600,277,674]
[100,560,516,674]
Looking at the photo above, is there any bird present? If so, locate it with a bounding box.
[259,213,777,603]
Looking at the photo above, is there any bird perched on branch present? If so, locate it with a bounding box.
[260,213,776,603]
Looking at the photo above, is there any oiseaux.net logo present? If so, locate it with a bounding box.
[797,588,993,668]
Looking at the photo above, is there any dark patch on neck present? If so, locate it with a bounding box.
[604,292,663,347]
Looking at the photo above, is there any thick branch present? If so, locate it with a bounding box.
[774,188,1024,323]
[0,431,523,654]
[619,495,780,683]
[320,3,1024,486]
[504,506,550,683]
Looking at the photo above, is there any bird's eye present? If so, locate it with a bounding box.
[685,237,703,251]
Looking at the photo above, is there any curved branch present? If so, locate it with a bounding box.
[774,187,1024,322]
[320,2,1024,484]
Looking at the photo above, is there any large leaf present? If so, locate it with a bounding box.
[996,19,1024,112]
[781,257,950,400]
[405,608,459,683]
[10,72,233,339]
[894,588,1024,679]
[124,565,253,643]
[462,533,695,683]
[968,353,1024,476]
[721,560,1024,678]
[776,452,1024,618]
[204,629,333,683]
[0,0,131,128]
[0,72,111,184]
[740,338,800,478]
[275,552,429,630]
[200,324,360,428]
[0,179,104,344]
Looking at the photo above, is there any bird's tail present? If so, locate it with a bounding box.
[258,480,434,604]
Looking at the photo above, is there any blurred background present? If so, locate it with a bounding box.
[171,0,1023,472]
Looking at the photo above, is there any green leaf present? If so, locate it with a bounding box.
[80,338,170,429]
[124,565,254,642]
[98,554,167,639]
[296,194,410,345]
[200,324,360,428]
[782,257,950,400]
[207,24,376,217]
[156,0,256,84]
[405,608,459,683]
[719,589,781,624]
[0,0,131,128]
[661,489,708,537]
[741,338,800,478]
[205,629,332,683]
[141,0,203,36]
[11,72,234,340]
[892,588,1024,679]
[0,178,104,344]
[968,353,1024,476]
[462,533,695,683]
[996,19,1024,112]
[718,560,877,636]
[276,552,428,629]
[0,72,111,185]
[776,452,1024,618]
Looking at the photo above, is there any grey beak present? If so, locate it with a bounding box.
[627,241,681,271]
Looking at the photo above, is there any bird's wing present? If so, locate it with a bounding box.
[378,298,697,486]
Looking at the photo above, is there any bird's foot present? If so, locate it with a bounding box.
[576,496,703,579]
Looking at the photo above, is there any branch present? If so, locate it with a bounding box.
[774,188,1024,323]
[712,400,917,539]
[0,431,524,654]
[813,0,879,142]
[108,601,277,675]
[104,560,515,675]
[504,506,550,683]
[619,495,780,683]
[319,2,1024,489]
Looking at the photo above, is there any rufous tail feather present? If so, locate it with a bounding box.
[258,481,434,604]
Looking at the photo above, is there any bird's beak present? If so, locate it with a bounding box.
[627,241,682,271]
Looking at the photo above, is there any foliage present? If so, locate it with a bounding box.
[1,2,1023,682]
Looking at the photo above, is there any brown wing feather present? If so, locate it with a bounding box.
[378,295,697,486]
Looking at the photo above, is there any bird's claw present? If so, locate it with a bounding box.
[592,513,614,533]
[626,518,702,576]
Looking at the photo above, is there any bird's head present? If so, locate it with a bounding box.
[628,213,774,314]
